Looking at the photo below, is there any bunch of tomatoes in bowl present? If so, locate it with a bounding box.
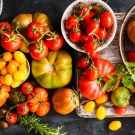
[61,0,117,53]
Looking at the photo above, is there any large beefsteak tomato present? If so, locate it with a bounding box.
[31,50,72,89]
[78,58,115,100]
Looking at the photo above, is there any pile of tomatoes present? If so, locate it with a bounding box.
[65,2,114,54]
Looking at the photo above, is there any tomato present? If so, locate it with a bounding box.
[69,28,81,42]
[44,34,64,50]
[31,50,72,89]
[7,63,17,75]
[109,121,122,131]
[0,120,9,129]
[1,31,23,51]
[65,15,78,30]
[96,106,106,120]
[0,22,12,37]
[114,107,127,115]
[5,74,13,85]
[84,101,95,113]
[95,94,108,104]
[127,50,135,62]
[111,86,130,107]
[78,58,115,100]
[26,21,46,40]
[29,40,48,60]
[86,18,100,35]
[96,26,107,39]
[0,58,6,70]
[100,12,114,28]
[89,51,99,59]
[77,34,89,47]
[21,82,33,95]
[17,103,29,116]
[84,36,99,53]
[89,9,96,18]
[2,52,13,62]
[76,56,89,69]
[6,112,17,125]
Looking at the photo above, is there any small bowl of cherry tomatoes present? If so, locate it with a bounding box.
[61,0,117,53]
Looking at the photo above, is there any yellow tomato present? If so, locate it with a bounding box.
[84,101,95,113]
[5,74,13,85]
[18,63,27,72]
[11,79,21,88]
[109,121,122,131]
[96,106,106,120]
[13,71,25,81]
[13,51,27,64]
[0,58,6,70]
[3,52,13,62]
[95,94,108,104]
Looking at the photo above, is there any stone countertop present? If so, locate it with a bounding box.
[0,0,135,135]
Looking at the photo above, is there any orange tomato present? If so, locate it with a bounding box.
[3,52,13,62]
[95,94,108,104]
[9,59,20,67]
[6,63,17,75]
[1,67,8,75]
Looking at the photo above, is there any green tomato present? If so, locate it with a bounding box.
[109,121,122,131]
[111,86,130,107]
[96,106,106,120]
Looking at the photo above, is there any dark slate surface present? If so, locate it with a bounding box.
[0,0,135,135]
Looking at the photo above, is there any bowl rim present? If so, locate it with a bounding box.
[61,0,117,53]
[0,0,3,15]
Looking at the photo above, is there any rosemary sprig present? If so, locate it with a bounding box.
[18,114,67,135]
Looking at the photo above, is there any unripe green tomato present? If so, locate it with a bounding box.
[96,106,106,120]
[109,121,122,131]
[84,101,95,112]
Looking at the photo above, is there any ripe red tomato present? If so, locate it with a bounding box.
[65,15,78,30]
[127,50,135,62]
[89,51,99,59]
[100,12,114,28]
[97,26,107,39]
[77,34,89,47]
[76,56,89,69]
[26,21,46,40]
[45,34,64,50]
[29,40,48,60]
[89,9,96,18]
[1,31,22,51]
[21,82,33,95]
[114,107,127,115]
[17,104,29,116]
[6,112,18,125]
[69,28,81,42]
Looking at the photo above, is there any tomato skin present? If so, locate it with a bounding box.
[65,15,78,30]
[96,106,106,120]
[77,34,89,47]
[96,26,107,39]
[100,12,114,28]
[29,40,48,60]
[114,107,127,115]
[21,82,33,95]
[87,68,99,81]
[45,34,64,50]
[89,51,99,59]
[84,101,95,113]
[127,50,135,62]
[6,112,17,125]
[1,31,22,51]
[17,104,29,116]
[109,121,122,131]
[26,21,46,40]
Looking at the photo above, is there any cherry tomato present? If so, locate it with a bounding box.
[100,12,114,28]
[21,82,33,95]
[89,9,96,18]
[65,15,78,30]
[26,21,46,40]
[29,40,48,60]
[84,101,95,112]
[76,56,89,69]
[87,68,99,81]
[109,121,122,131]
[96,26,107,39]
[96,106,106,120]
[17,104,29,116]
[6,112,17,125]
[45,34,64,50]
[114,107,127,115]
[127,50,135,62]
[2,52,13,62]
[89,51,99,59]
[95,94,108,104]
[77,34,89,47]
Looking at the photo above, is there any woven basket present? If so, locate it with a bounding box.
[119,4,135,63]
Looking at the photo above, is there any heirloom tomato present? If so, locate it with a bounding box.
[52,88,79,114]
[27,87,50,116]
[6,112,17,125]
[31,50,72,89]
[0,120,9,129]
[78,58,115,100]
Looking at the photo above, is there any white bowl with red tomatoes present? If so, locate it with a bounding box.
[61,0,117,53]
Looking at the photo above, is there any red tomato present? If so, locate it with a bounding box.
[127,50,135,62]
[76,56,89,69]
[89,9,96,18]
[17,104,29,116]
[78,58,115,100]
[29,40,48,60]
[0,22,12,37]
[77,34,89,47]
[84,37,98,53]
[114,107,127,115]
[26,21,46,40]
[45,34,64,50]
[6,112,18,125]
[1,31,22,51]
[21,82,33,95]
[87,68,99,81]
[100,12,114,28]
[97,26,107,39]
[89,51,99,59]
[69,28,81,43]
[65,15,78,30]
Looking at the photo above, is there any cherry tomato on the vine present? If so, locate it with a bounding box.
[96,26,107,39]
[21,82,33,95]
[89,51,99,59]
[6,112,18,125]
[17,103,29,116]
[77,34,89,47]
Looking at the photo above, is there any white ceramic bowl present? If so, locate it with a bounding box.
[61,0,117,53]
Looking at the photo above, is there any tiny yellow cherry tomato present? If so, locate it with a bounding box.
[5,74,13,85]
[109,121,122,131]
[1,67,8,75]
[0,58,6,70]
[13,71,25,81]
[96,106,106,120]
[95,94,108,104]
[11,79,21,88]
[84,101,95,113]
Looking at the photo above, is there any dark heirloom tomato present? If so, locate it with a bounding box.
[78,58,115,100]
[31,50,72,89]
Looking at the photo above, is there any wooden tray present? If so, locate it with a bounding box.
[75,13,135,118]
